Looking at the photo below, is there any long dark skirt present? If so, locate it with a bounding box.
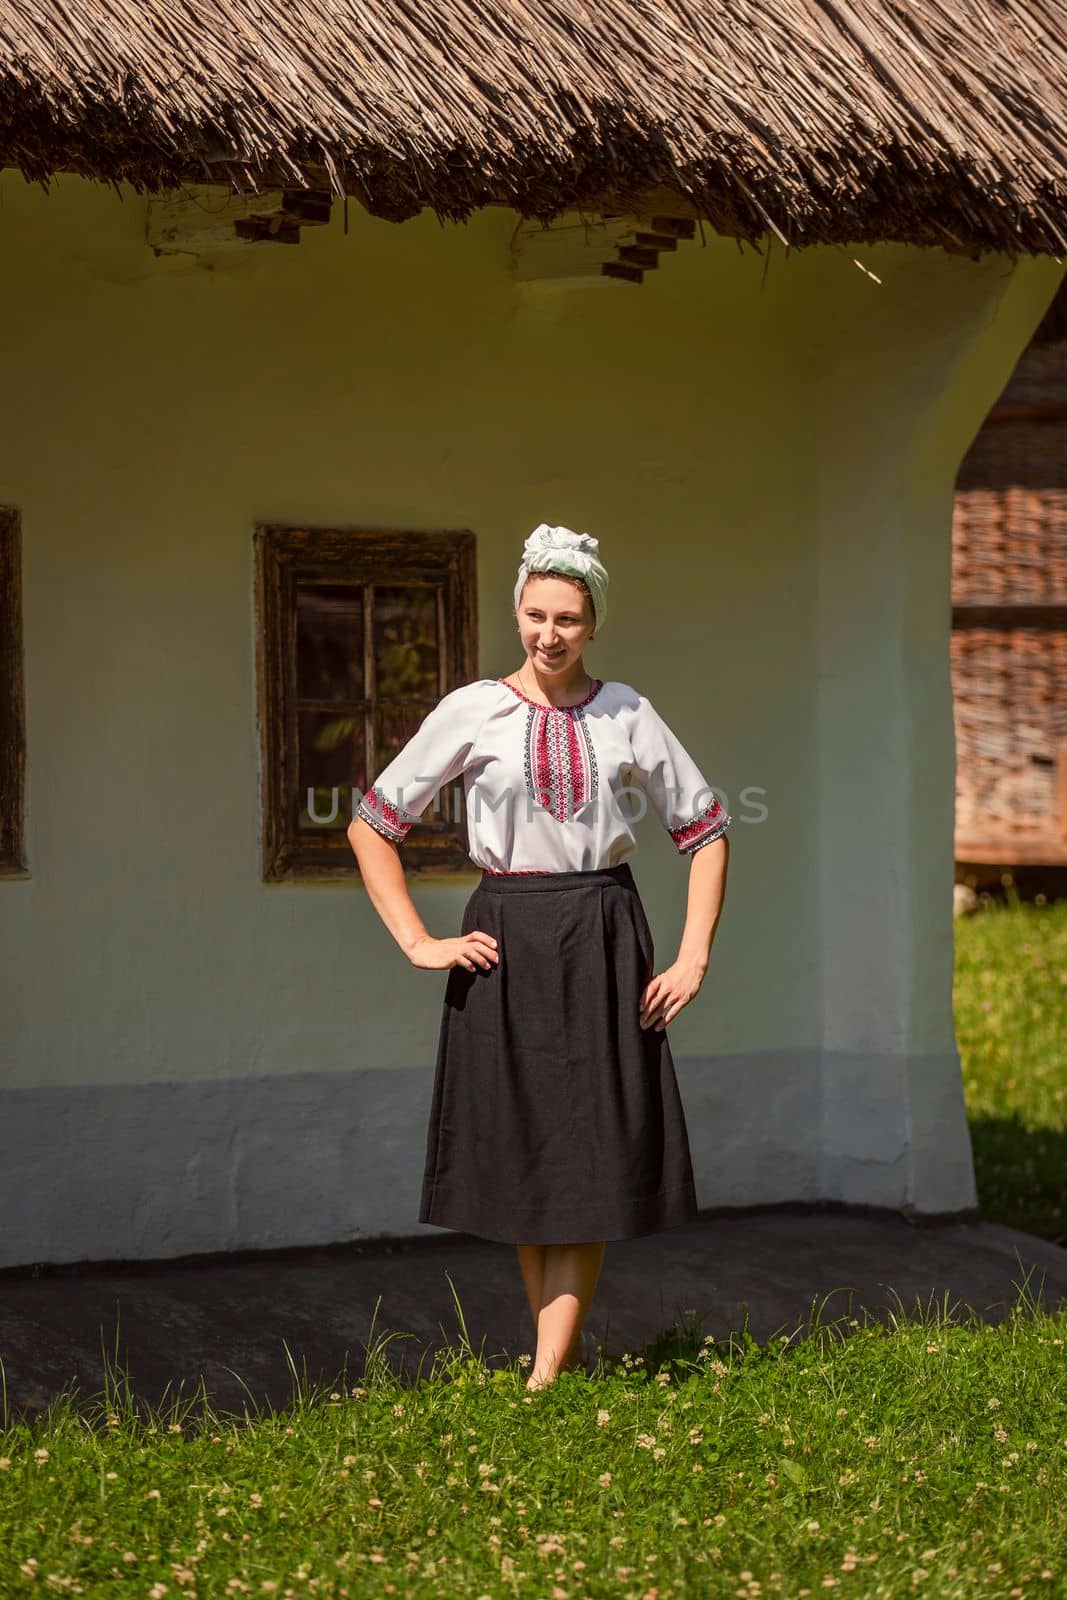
[418,861,699,1245]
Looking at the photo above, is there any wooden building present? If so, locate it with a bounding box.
[953,286,1067,874]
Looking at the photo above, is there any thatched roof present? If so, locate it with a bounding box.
[1,0,1066,254]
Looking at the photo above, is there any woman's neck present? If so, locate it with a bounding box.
[515,659,592,708]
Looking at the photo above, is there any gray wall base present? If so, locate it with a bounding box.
[0,1050,978,1269]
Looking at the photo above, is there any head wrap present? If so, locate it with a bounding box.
[513,523,609,630]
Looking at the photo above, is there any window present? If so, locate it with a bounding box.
[254,525,477,880]
[0,507,26,878]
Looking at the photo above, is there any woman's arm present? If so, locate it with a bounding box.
[676,833,729,976]
[347,816,498,973]
[639,835,729,1030]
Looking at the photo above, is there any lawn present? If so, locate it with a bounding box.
[954,892,1067,1243]
[2,1297,1064,1600]
[1,896,1063,1599]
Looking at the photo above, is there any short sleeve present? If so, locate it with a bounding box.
[629,694,732,855]
[356,683,488,844]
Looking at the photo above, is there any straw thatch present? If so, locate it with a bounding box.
[1,0,1066,253]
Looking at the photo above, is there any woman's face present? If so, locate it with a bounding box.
[517,573,596,675]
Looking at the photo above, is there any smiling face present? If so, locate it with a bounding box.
[516,572,596,676]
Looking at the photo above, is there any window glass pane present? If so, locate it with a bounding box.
[296,584,364,702]
[297,709,366,832]
[373,585,438,699]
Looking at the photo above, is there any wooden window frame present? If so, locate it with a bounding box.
[254,524,478,882]
[0,508,27,878]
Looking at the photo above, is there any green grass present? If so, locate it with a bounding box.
[1,894,1063,1597]
[954,893,1067,1242]
[1,1287,1064,1600]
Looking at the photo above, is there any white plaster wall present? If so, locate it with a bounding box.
[0,170,1061,1264]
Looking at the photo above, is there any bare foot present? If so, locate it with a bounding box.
[525,1334,585,1389]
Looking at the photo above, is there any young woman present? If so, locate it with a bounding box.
[348,523,731,1391]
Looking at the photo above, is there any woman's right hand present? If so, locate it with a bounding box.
[408,933,499,972]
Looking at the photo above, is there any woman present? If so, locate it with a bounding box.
[348,523,731,1391]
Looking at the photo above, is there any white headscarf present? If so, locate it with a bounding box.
[513,523,609,630]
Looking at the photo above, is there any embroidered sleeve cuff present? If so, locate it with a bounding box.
[668,798,732,854]
[357,786,419,844]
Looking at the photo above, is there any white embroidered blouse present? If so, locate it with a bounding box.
[356,676,732,874]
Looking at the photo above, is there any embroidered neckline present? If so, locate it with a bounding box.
[497,675,605,712]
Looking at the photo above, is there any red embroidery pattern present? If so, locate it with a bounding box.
[357,786,418,843]
[497,679,602,824]
[526,700,599,821]
[482,868,558,875]
[669,797,731,854]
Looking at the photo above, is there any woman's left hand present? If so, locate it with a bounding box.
[639,956,707,1031]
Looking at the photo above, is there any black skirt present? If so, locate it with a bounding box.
[418,861,699,1245]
